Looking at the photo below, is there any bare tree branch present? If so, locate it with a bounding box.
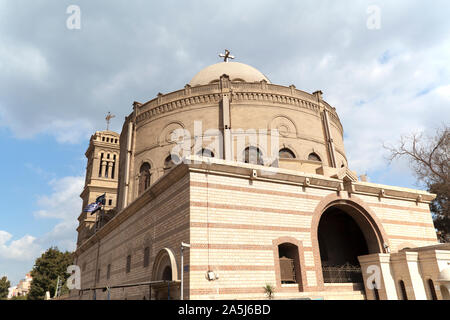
[384,125,449,242]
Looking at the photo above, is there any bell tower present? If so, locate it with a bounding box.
[76,130,120,247]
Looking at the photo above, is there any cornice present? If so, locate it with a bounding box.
[133,82,343,133]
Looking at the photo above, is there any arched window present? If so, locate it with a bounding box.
[164,154,180,172]
[373,281,380,300]
[399,280,408,300]
[126,255,131,274]
[278,243,301,284]
[99,153,104,177]
[279,148,296,159]
[105,161,109,178]
[111,155,116,179]
[308,152,321,162]
[441,285,450,300]
[244,147,264,165]
[138,163,151,195]
[428,279,438,300]
[197,148,215,158]
[143,247,150,268]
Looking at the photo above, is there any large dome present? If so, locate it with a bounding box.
[189,62,270,86]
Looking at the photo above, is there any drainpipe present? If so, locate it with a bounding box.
[122,120,133,208]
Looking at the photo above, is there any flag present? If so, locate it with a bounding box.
[83,193,106,214]
[83,202,100,214]
[96,193,106,206]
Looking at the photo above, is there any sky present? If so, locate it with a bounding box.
[0,0,449,285]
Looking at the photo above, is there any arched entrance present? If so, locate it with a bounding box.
[313,197,387,287]
[151,248,179,300]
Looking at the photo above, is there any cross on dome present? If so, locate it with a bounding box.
[219,49,235,62]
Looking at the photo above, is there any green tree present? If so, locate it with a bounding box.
[28,247,73,300]
[385,126,449,242]
[0,276,11,300]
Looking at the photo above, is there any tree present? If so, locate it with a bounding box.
[384,125,449,242]
[0,276,11,300]
[28,247,73,300]
[263,283,275,299]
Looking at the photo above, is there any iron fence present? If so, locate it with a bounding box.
[322,263,363,283]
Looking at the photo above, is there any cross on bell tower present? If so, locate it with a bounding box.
[105,112,115,131]
[219,49,235,62]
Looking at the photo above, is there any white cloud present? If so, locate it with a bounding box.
[34,176,84,220]
[0,175,83,284]
[0,42,49,80]
[34,176,84,251]
[0,231,42,261]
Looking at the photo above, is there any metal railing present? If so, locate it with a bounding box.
[322,263,363,283]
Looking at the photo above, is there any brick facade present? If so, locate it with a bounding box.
[72,159,439,300]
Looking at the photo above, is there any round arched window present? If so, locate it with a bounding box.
[164,154,180,172]
[243,147,264,165]
[197,148,215,158]
[308,152,321,162]
[279,148,296,159]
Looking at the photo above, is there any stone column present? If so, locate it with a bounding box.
[107,161,113,179]
[404,252,427,300]
[101,161,107,178]
[358,253,398,300]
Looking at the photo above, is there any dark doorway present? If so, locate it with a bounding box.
[162,266,172,281]
[318,206,371,283]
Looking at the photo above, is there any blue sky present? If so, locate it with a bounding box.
[1,0,449,285]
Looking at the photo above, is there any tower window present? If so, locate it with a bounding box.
[105,161,109,178]
[107,264,111,280]
[99,153,104,177]
[111,155,116,179]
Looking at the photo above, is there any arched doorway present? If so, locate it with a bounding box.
[151,248,179,300]
[316,201,385,284]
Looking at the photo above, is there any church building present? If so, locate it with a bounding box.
[71,52,450,300]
